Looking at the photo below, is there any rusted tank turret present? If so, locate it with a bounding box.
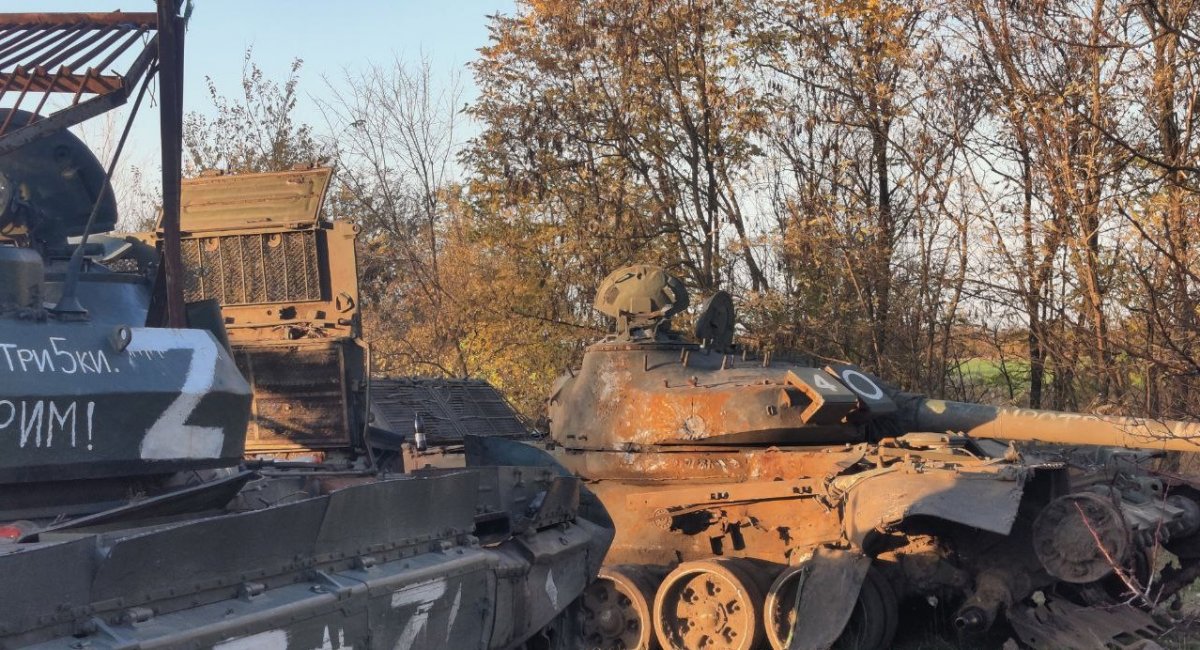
[537,264,1200,650]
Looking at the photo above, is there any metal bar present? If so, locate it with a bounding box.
[0,13,157,29]
[0,70,37,136]
[25,67,65,124]
[0,16,160,172]
[36,27,95,69]
[32,25,108,67]
[258,235,268,302]
[71,75,118,94]
[0,24,71,69]
[216,235,227,302]
[117,30,157,91]
[26,27,87,69]
[93,27,145,72]
[68,67,90,105]
[88,71,121,94]
[238,236,249,303]
[64,26,126,71]
[301,233,312,297]
[0,71,123,94]
[282,234,292,298]
[0,26,47,59]
[0,27,34,52]
[0,82,123,156]
[158,0,186,327]
[0,66,18,104]
[197,240,208,299]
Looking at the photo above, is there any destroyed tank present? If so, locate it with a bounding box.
[0,58,609,650]
[527,264,1200,650]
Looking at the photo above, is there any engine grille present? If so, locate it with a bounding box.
[235,341,351,451]
[370,378,529,445]
[181,230,322,306]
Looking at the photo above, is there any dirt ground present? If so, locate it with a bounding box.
[1163,626,1200,649]
[1163,581,1200,649]
[893,626,1200,649]
[887,579,1200,649]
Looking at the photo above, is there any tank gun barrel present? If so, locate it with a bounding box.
[912,398,1200,453]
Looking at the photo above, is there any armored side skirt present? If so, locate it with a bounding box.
[1,469,607,650]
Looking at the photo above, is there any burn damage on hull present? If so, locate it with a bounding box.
[536,264,1200,650]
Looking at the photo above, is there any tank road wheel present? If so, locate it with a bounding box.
[764,565,897,650]
[764,564,806,650]
[652,559,767,650]
[834,569,898,650]
[1033,492,1131,584]
[577,565,662,650]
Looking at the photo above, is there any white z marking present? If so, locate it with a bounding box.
[391,578,447,650]
[214,630,287,650]
[127,329,225,459]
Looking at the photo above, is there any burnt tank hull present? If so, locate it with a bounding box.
[546,350,1200,649]
[543,265,1200,650]
[540,436,1062,650]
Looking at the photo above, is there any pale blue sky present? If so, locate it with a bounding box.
[8,0,514,202]
[178,0,512,125]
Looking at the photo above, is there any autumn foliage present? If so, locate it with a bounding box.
[183,0,1200,423]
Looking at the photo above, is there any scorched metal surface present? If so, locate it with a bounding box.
[533,263,1200,650]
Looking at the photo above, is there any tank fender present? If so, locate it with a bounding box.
[775,547,872,650]
[464,435,570,477]
[837,464,1028,547]
[465,434,615,534]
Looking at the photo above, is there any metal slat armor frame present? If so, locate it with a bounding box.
[0,11,158,156]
